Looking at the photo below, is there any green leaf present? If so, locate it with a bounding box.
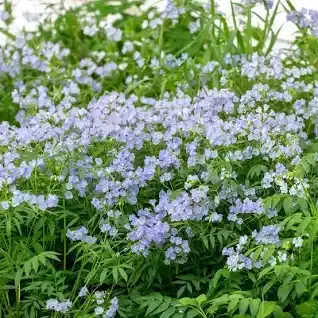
[247,164,268,179]
[211,269,224,289]
[38,254,47,266]
[273,305,293,318]
[32,257,39,273]
[202,236,209,249]
[15,269,23,288]
[186,309,199,317]
[24,261,32,276]
[6,216,12,238]
[295,282,307,298]
[250,299,261,317]
[297,198,308,211]
[228,299,240,313]
[145,301,162,316]
[139,299,155,309]
[12,217,22,235]
[170,189,183,200]
[195,294,207,306]
[187,282,193,294]
[100,269,108,283]
[257,302,276,318]
[119,268,128,282]
[43,251,60,261]
[221,269,230,279]
[153,293,164,301]
[297,217,312,236]
[112,267,119,283]
[160,307,176,318]
[152,302,170,315]
[296,300,318,318]
[251,247,263,262]
[284,273,296,285]
[277,284,293,303]
[248,272,257,283]
[179,297,197,307]
[271,195,281,209]
[262,280,275,295]
[177,285,186,298]
[29,306,36,318]
[48,220,55,235]
[283,196,294,214]
[209,235,215,249]
[239,298,250,315]
[171,314,184,318]
[259,267,273,280]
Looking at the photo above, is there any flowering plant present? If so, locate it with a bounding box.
[0,0,318,317]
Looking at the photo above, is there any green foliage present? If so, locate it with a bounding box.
[0,0,317,317]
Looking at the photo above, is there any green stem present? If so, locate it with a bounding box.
[63,200,67,271]
[210,0,215,17]
[16,283,20,318]
[246,6,252,55]
[158,21,165,60]
[310,239,314,288]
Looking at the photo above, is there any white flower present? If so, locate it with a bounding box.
[95,291,105,299]
[292,236,304,248]
[189,19,200,33]
[97,298,105,305]
[278,251,288,262]
[268,256,277,267]
[95,306,105,315]
[83,25,99,37]
[105,25,122,42]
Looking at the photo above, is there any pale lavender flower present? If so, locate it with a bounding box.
[79,286,88,297]
[1,201,10,210]
[252,225,281,246]
[45,299,72,313]
[105,297,119,318]
[66,226,97,244]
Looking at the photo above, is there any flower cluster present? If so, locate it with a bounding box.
[66,226,97,244]
[45,299,72,313]
[76,287,118,317]
[0,50,315,270]
[252,225,281,246]
[287,8,318,37]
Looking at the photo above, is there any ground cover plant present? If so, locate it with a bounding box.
[1,0,318,317]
